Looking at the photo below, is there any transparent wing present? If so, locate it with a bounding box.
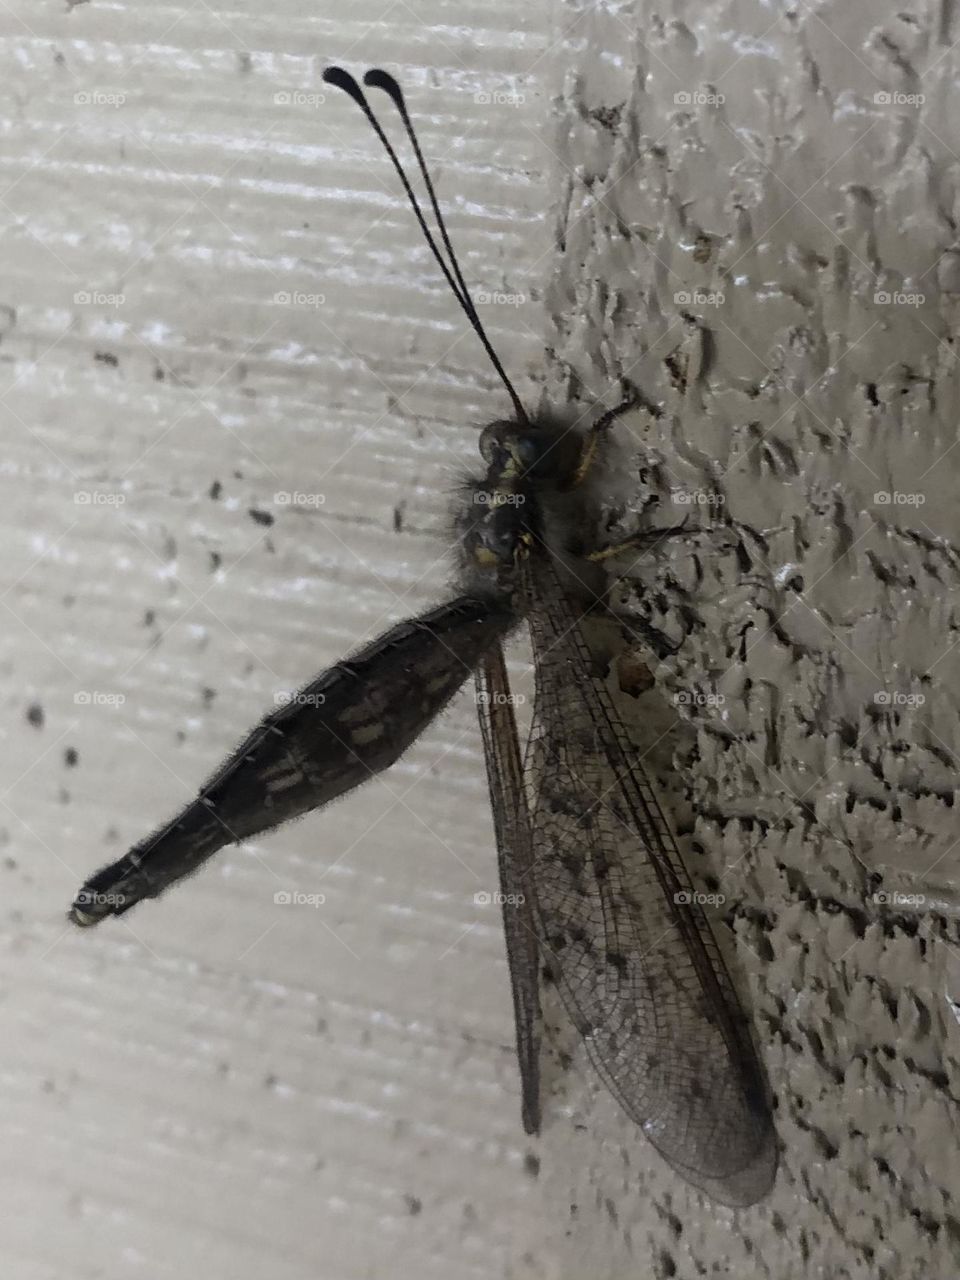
[475,644,541,1134]
[523,553,777,1205]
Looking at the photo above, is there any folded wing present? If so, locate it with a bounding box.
[523,554,777,1205]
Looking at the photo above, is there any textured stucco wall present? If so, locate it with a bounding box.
[538,3,960,1277]
[5,0,960,1278]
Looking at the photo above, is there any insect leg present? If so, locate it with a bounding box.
[568,383,661,488]
[586,518,693,562]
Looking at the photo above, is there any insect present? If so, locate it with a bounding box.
[69,66,777,1205]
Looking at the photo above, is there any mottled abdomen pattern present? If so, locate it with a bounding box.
[71,597,513,924]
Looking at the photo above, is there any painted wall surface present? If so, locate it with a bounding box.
[2,1,959,1278]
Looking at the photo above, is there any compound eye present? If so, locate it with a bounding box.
[510,434,539,468]
[479,423,506,464]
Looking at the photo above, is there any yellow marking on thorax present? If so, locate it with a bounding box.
[351,722,385,746]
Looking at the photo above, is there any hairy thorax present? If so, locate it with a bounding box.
[454,413,610,610]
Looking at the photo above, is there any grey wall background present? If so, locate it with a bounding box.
[4,1,960,1278]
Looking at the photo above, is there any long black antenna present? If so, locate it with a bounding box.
[362,71,484,337]
[322,65,529,426]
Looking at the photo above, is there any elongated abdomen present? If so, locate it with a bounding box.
[70,596,513,925]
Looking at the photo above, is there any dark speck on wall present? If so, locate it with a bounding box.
[26,702,44,729]
[94,351,119,367]
[209,480,222,500]
[64,747,79,768]
[524,1153,540,1178]
[393,500,406,533]
[201,687,216,708]
[589,102,622,131]
[249,508,274,527]
[403,1193,422,1216]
